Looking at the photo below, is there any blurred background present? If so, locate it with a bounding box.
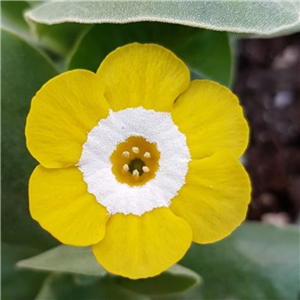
[2,1,300,298]
[234,33,300,226]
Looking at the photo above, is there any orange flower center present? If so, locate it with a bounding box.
[110,136,160,186]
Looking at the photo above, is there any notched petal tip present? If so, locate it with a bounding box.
[29,165,109,246]
[171,150,251,244]
[171,79,249,160]
[25,70,109,168]
[92,208,192,279]
[96,43,190,112]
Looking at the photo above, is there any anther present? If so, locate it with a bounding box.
[142,166,150,173]
[132,147,140,154]
[122,151,130,158]
[144,152,151,158]
[132,169,140,179]
[122,164,129,173]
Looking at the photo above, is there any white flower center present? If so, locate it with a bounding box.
[78,107,191,216]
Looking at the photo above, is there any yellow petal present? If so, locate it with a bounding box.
[29,165,109,246]
[171,151,251,244]
[26,70,109,168]
[97,43,190,112]
[172,80,249,159]
[92,208,192,279]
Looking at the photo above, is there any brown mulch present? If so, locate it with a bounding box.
[233,33,300,224]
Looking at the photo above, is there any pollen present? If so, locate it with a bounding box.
[142,166,150,173]
[122,164,129,172]
[110,136,160,186]
[132,147,140,154]
[122,151,130,158]
[144,152,151,158]
[132,169,140,179]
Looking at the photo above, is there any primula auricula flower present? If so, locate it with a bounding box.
[26,43,251,279]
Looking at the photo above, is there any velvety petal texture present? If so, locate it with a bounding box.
[172,80,249,159]
[171,151,251,244]
[92,208,192,279]
[26,70,109,168]
[26,43,251,279]
[29,166,109,246]
[97,43,190,112]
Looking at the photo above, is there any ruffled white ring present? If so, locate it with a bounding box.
[78,107,191,216]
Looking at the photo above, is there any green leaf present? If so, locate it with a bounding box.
[25,1,300,36]
[27,1,45,8]
[180,222,300,300]
[18,247,203,299]
[1,29,58,249]
[1,1,32,41]
[68,23,232,86]
[115,264,202,299]
[28,21,91,58]
[1,1,89,61]
[2,243,48,300]
[34,274,150,300]
[17,245,107,277]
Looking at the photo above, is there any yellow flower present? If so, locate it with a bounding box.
[26,43,250,279]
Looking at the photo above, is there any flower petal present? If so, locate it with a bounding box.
[92,208,192,279]
[29,165,109,246]
[171,151,251,244]
[97,43,190,112]
[172,80,249,159]
[26,70,109,168]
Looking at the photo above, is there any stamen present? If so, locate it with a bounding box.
[122,164,129,172]
[132,147,140,154]
[142,166,150,173]
[132,169,140,179]
[144,152,151,158]
[122,151,130,158]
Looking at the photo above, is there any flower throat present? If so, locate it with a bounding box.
[110,136,160,186]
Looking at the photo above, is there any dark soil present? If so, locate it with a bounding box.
[233,33,300,224]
